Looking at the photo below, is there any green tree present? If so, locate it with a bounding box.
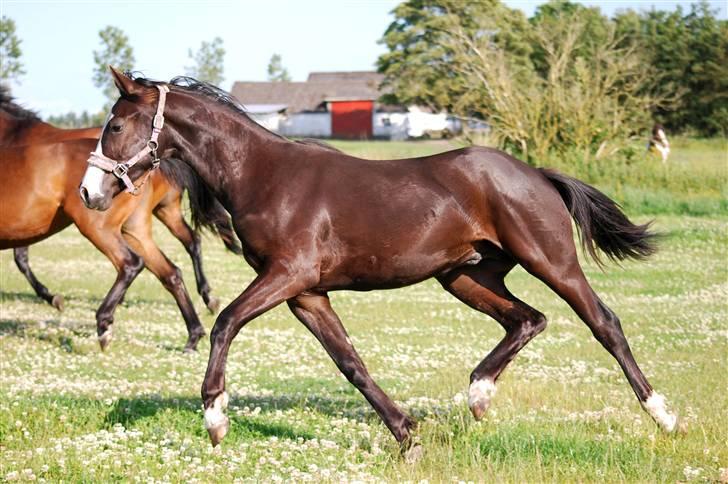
[267,53,291,82]
[0,16,25,84]
[186,37,225,85]
[47,110,105,128]
[529,1,611,76]
[614,2,727,135]
[377,0,532,111]
[92,26,135,106]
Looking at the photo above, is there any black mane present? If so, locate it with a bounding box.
[129,72,254,122]
[128,72,341,154]
[125,73,339,245]
[0,85,41,121]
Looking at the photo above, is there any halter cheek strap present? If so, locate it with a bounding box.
[87,84,170,194]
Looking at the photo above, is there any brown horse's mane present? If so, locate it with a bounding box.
[0,85,41,122]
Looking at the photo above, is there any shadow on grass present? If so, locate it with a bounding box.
[1,289,181,310]
[466,422,647,479]
[101,393,380,442]
[0,317,94,353]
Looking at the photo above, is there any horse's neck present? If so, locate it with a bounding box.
[176,106,292,209]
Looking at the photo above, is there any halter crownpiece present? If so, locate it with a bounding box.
[87,84,170,194]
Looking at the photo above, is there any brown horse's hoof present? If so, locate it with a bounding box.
[182,346,198,355]
[51,294,64,312]
[207,416,230,447]
[98,329,113,351]
[206,296,221,314]
[184,330,205,353]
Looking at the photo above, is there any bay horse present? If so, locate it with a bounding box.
[0,87,241,316]
[81,68,681,453]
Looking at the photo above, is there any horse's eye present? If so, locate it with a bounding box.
[110,124,123,134]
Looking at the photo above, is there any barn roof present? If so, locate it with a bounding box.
[231,72,385,113]
[307,71,384,83]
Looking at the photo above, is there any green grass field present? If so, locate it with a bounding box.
[1,140,726,482]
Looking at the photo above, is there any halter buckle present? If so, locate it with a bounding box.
[113,163,129,178]
[153,113,165,130]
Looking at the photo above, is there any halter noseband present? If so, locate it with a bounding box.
[87,84,170,194]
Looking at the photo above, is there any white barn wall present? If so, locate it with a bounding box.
[279,113,332,138]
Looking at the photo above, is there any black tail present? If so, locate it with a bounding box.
[539,168,657,266]
[208,200,243,255]
[160,158,243,255]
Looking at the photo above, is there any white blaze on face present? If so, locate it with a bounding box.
[204,391,229,429]
[80,114,114,199]
[80,164,107,199]
[642,391,678,432]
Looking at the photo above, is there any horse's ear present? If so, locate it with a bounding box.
[109,66,148,99]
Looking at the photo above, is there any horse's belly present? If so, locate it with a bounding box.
[318,246,479,291]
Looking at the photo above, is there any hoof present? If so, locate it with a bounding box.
[404,444,423,464]
[51,294,64,312]
[185,330,205,352]
[206,416,230,447]
[642,392,679,433]
[206,296,221,314]
[468,378,496,421]
[182,346,198,355]
[98,329,113,351]
[204,392,230,447]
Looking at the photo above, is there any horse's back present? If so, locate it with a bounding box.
[0,140,94,246]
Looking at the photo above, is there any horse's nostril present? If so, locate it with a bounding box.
[79,186,89,204]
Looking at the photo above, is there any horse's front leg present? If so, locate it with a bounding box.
[202,260,317,446]
[288,293,417,451]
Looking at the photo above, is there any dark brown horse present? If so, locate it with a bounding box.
[81,69,681,454]
[0,88,240,315]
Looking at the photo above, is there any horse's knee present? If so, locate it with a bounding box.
[161,266,183,291]
[123,252,145,278]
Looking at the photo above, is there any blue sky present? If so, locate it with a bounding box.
[3,0,725,117]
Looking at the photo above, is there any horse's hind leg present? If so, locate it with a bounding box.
[288,293,416,448]
[123,214,206,352]
[13,246,64,311]
[438,259,546,420]
[153,193,220,314]
[499,210,680,432]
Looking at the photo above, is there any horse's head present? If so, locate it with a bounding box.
[80,67,175,210]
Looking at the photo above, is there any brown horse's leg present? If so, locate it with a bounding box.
[13,246,64,311]
[438,259,546,420]
[201,261,315,446]
[288,292,416,446]
[499,207,680,432]
[122,217,206,352]
[153,195,220,314]
[75,226,145,350]
[534,263,679,431]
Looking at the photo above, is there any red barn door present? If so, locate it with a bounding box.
[331,100,373,139]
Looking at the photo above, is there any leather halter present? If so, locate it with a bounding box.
[87,84,170,194]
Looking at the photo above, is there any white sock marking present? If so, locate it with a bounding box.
[204,391,229,429]
[468,378,497,412]
[642,391,677,432]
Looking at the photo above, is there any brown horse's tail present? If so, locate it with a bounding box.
[539,168,657,266]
